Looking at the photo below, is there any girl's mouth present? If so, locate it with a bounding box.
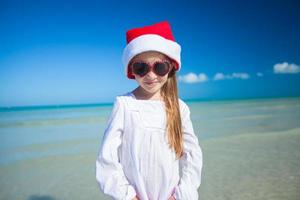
[145,81,157,86]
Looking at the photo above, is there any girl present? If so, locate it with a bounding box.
[96,21,203,200]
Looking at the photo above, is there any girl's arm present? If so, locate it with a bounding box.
[96,97,137,200]
[168,196,176,200]
[173,102,203,200]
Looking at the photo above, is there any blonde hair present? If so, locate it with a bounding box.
[161,67,183,159]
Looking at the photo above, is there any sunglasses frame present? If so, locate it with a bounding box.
[130,60,173,77]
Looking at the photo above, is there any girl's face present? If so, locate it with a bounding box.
[130,51,172,96]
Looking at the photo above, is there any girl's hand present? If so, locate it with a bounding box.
[168,195,176,200]
[132,196,139,200]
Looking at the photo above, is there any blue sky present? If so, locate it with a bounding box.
[0,0,300,107]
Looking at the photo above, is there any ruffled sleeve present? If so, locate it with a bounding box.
[173,102,203,200]
[96,96,137,200]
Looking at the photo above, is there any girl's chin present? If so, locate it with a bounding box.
[142,85,161,94]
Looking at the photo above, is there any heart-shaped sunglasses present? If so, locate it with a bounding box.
[130,60,173,77]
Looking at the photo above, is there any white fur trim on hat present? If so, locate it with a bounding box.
[122,34,181,78]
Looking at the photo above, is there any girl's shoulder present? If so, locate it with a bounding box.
[178,98,190,115]
[112,92,134,106]
[178,98,188,107]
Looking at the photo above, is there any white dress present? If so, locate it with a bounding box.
[96,92,203,200]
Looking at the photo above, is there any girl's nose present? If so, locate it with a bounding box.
[145,70,157,79]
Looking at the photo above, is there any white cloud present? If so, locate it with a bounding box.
[274,62,300,74]
[178,73,208,83]
[232,73,249,79]
[213,72,250,81]
[213,73,227,80]
[256,72,264,77]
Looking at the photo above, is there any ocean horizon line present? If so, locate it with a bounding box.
[1,95,299,112]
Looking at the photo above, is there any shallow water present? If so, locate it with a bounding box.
[0,97,299,200]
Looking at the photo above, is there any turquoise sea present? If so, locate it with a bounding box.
[0,97,299,200]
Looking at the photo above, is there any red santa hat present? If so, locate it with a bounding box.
[122,21,181,79]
